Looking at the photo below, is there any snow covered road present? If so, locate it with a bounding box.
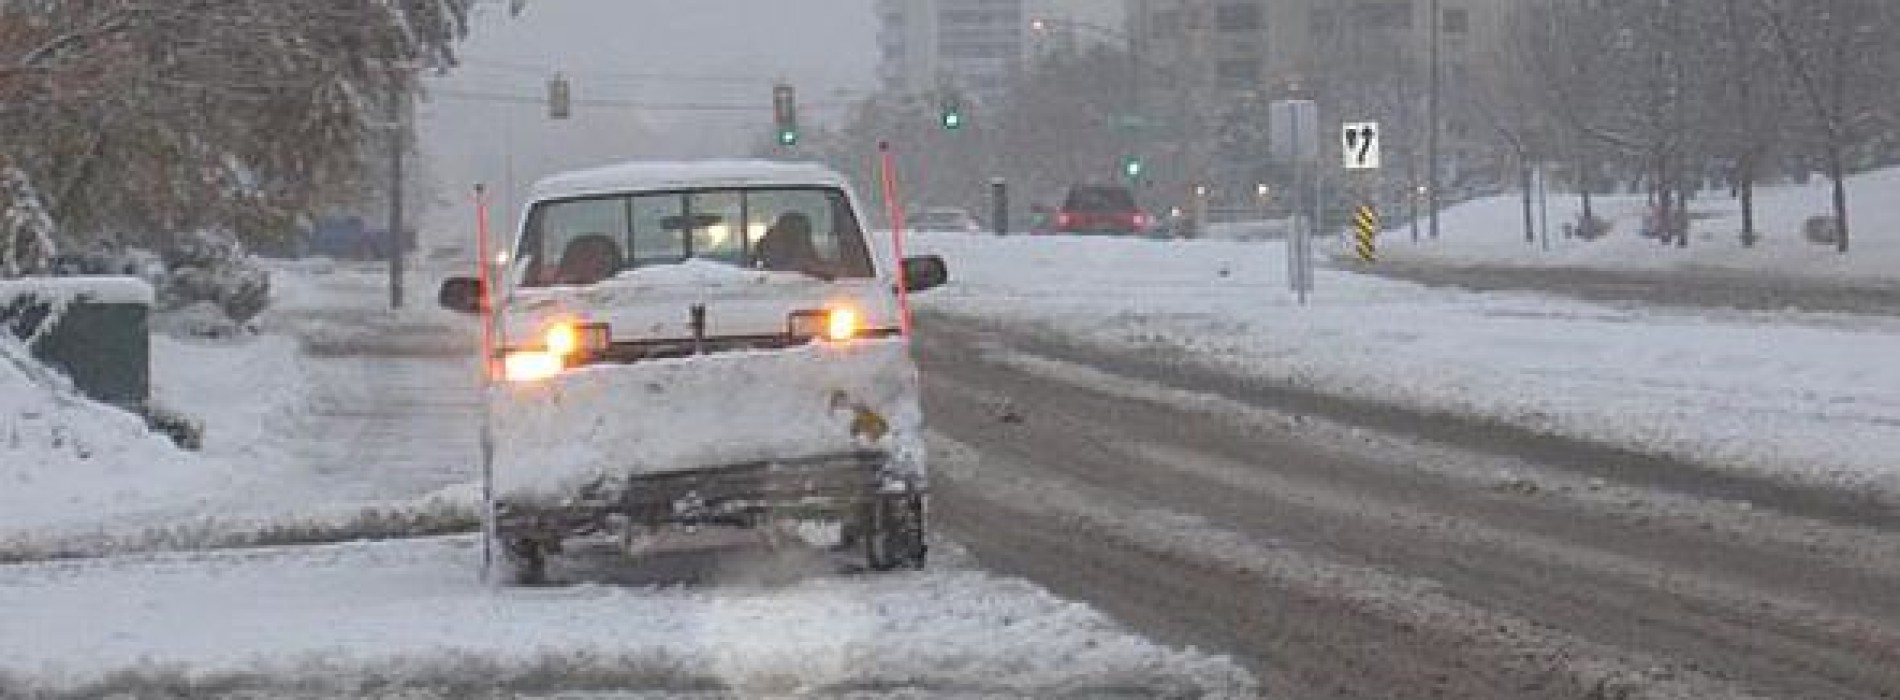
[909,232,1900,498]
[916,319,1900,700]
[0,535,1252,699]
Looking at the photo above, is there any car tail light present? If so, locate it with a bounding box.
[1132,212,1151,229]
[1056,212,1075,229]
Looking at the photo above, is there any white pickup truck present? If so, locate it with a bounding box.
[440,160,947,584]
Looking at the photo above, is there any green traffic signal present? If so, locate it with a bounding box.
[772,83,798,147]
[1122,156,1144,180]
[941,109,963,131]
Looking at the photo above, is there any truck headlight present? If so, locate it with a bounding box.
[543,321,610,357]
[502,350,564,383]
[503,320,611,383]
[789,307,860,343]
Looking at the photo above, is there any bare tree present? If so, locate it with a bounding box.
[1757,0,1895,253]
[1711,0,1786,247]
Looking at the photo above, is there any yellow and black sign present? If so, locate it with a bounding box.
[1352,205,1379,263]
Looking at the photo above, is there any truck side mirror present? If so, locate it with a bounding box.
[438,277,485,315]
[900,255,948,293]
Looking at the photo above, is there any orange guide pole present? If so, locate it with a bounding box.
[474,184,496,381]
[878,142,914,336]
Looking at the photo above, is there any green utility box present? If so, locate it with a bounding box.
[1,276,154,412]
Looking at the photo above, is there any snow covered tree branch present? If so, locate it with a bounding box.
[0,0,472,266]
[0,164,57,277]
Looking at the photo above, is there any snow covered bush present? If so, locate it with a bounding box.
[1,166,56,278]
[158,230,271,327]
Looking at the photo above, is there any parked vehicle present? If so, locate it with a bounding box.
[439,160,948,584]
[304,215,411,261]
[905,207,985,234]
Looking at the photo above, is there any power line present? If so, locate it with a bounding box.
[427,87,853,113]
[456,59,775,87]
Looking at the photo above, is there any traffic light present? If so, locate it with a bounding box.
[1121,155,1145,182]
[772,83,798,146]
[939,94,964,131]
[547,73,571,120]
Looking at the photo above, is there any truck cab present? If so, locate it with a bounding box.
[441,160,946,583]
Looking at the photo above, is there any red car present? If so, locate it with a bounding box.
[1051,184,1151,235]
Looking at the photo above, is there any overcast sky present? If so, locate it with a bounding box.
[416,0,879,230]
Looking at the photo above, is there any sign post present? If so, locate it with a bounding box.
[991,178,1009,237]
[1270,100,1320,304]
[1342,121,1382,264]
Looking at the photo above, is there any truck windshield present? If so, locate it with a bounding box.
[516,186,875,287]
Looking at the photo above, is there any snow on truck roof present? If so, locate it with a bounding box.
[530,160,853,203]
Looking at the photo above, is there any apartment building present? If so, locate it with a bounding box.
[876,0,1028,103]
[1130,0,1508,193]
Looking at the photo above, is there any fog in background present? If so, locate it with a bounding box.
[416,0,877,247]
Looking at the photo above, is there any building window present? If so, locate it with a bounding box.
[1215,3,1262,32]
[1360,2,1412,31]
[1216,59,1259,90]
[1442,7,1470,35]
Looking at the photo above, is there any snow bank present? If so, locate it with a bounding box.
[0,261,450,540]
[1379,166,1900,282]
[0,537,1256,698]
[151,332,310,467]
[492,339,924,499]
[0,276,154,308]
[0,339,233,534]
[909,232,1900,494]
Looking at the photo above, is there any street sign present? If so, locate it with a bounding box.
[1269,100,1321,162]
[1342,121,1381,170]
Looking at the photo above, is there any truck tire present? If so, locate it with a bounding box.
[863,494,927,572]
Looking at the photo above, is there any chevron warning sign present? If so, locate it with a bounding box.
[1352,205,1379,263]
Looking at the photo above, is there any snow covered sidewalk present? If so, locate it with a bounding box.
[909,232,1900,496]
[0,536,1254,698]
[2,261,484,551]
[1376,166,1900,284]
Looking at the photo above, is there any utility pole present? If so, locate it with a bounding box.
[387,84,407,310]
[1426,0,1442,240]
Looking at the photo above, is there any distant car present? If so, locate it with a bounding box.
[1051,184,1151,235]
[906,207,985,234]
[304,215,413,260]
